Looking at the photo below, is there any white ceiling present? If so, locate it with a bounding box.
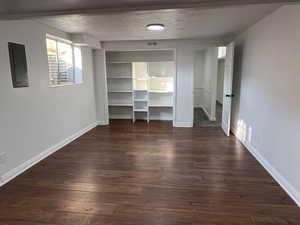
[37,4,280,41]
[0,0,292,19]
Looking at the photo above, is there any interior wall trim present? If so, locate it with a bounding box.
[97,120,109,125]
[231,126,300,207]
[0,122,98,187]
[174,121,194,128]
[201,105,216,121]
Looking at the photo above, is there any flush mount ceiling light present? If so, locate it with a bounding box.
[146,24,165,31]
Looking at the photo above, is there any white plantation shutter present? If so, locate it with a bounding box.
[46,37,82,86]
[57,41,74,84]
[46,39,60,85]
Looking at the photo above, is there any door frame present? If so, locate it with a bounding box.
[192,47,219,126]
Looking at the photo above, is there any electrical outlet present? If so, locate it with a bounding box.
[0,152,7,165]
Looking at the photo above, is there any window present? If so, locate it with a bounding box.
[73,46,83,84]
[46,37,83,86]
[218,46,227,59]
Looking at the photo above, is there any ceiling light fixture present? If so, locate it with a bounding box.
[146,24,165,31]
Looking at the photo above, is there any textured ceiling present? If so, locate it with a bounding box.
[37,4,280,41]
[0,0,295,19]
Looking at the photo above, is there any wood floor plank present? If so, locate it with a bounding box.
[0,120,299,225]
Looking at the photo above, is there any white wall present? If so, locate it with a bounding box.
[175,44,195,126]
[93,49,109,125]
[102,40,222,127]
[232,5,300,205]
[106,50,174,62]
[0,20,97,182]
[216,59,225,104]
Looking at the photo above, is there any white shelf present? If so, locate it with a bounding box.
[109,103,133,107]
[108,61,173,64]
[108,90,133,93]
[134,78,148,81]
[149,105,173,108]
[134,99,147,102]
[149,76,173,79]
[107,76,132,79]
[149,90,173,94]
[134,89,148,92]
[107,61,132,64]
[134,109,148,112]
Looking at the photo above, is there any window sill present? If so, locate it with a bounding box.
[49,82,83,88]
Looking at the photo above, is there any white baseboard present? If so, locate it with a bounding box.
[0,122,98,187]
[209,116,216,121]
[231,126,300,207]
[201,106,216,121]
[97,120,109,125]
[201,106,210,119]
[175,121,193,128]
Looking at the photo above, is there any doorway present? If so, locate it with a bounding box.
[193,46,227,128]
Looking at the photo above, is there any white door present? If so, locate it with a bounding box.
[222,43,235,136]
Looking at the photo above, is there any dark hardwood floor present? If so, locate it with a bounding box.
[0,120,299,225]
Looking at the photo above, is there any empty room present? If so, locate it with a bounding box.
[1,0,300,224]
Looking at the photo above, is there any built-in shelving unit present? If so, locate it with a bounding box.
[106,50,175,123]
[133,90,149,122]
[132,63,149,122]
[106,59,133,120]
